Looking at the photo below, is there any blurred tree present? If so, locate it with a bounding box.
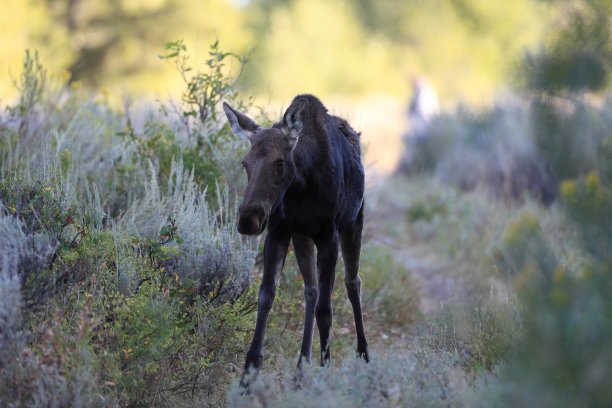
[350,0,412,40]
[0,0,71,101]
[521,0,612,93]
[242,0,400,97]
[45,0,180,86]
[519,0,611,201]
[242,0,547,102]
[0,0,556,103]
[346,0,540,47]
[0,0,251,100]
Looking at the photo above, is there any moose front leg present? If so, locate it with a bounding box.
[315,234,339,366]
[293,234,318,367]
[242,233,290,384]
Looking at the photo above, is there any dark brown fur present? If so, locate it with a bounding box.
[223,95,369,385]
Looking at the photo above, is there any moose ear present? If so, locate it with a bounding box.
[223,102,259,141]
[282,98,308,150]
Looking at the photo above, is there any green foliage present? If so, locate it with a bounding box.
[116,41,252,196]
[407,193,449,223]
[531,96,612,185]
[358,245,419,328]
[520,0,612,93]
[424,300,523,377]
[13,50,46,119]
[560,171,612,259]
[0,178,88,308]
[109,271,255,406]
[1,49,47,156]
[0,179,71,243]
[114,291,185,403]
[482,173,612,407]
[491,210,556,280]
[160,40,248,125]
[0,231,105,408]
[116,118,221,196]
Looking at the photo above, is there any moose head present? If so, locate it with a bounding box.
[223,99,308,235]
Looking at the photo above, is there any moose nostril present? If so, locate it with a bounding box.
[238,216,260,235]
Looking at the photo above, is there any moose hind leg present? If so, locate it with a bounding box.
[293,234,318,367]
[315,235,339,366]
[340,208,369,362]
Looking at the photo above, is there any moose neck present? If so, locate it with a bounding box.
[291,125,329,194]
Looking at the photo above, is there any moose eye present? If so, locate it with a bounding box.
[275,159,284,168]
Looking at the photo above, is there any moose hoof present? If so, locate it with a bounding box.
[239,367,260,392]
[241,351,263,389]
[357,349,370,363]
[297,354,311,368]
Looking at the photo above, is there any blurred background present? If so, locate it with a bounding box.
[5,0,608,172]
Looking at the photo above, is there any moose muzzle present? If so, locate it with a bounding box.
[237,203,268,235]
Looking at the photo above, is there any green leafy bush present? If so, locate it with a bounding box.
[423,300,522,377]
[519,0,611,94]
[490,210,556,281]
[481,172,612,407]
[358,245,420,328]
[115,40,254,198]
[0,178,78,309]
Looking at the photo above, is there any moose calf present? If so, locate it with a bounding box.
[223,95,369,383]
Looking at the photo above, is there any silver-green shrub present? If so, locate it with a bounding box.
[227,347,468,408]
[0,215,100,408]
[117,159,255,301]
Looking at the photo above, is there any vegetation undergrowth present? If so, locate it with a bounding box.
[0,45,258,407]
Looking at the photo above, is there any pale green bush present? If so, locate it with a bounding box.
[0,217,102,408]
[227,348,467,408]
